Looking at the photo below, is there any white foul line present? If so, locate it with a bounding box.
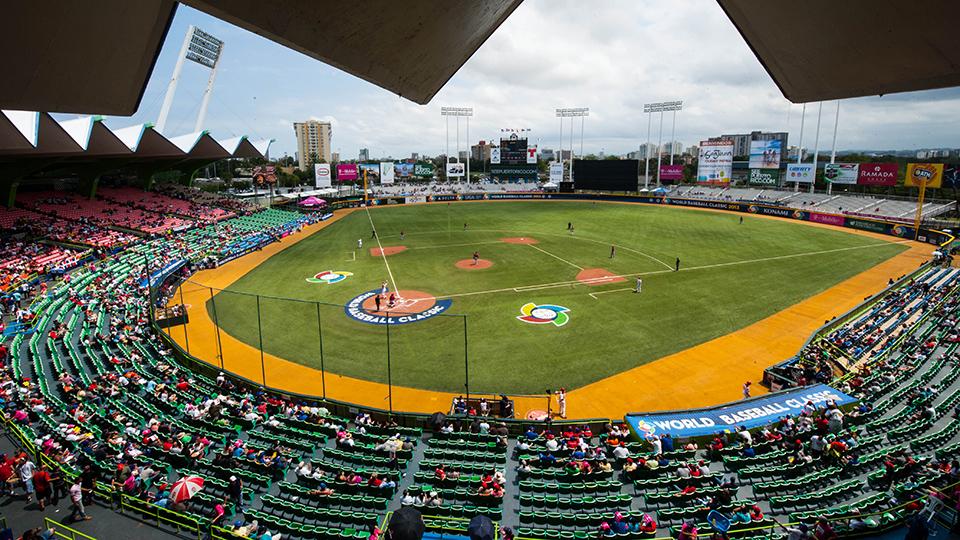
[589,287,635,299]
[527,243,584,270]
[364,206,399,293]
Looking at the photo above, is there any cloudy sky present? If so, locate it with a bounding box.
[99,0,959,161]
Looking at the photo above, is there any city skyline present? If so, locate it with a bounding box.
[62,0,959,163]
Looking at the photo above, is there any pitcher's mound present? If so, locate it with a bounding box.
[577,268,626,286]
[500,237,539,245]
[456,259,493,270]
[370,246,407,257]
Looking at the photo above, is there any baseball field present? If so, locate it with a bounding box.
[193,200,911,396]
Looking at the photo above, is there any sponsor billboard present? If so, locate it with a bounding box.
[526,147,537,164]
[856,162,898,186]
[904,163,944,188]
[379,162,395,184]
[358,163,379,178]
[626,384,856,438]
[748,139,782,169]
[336,163,358,181]
[446,162,465,178]
[252,166,277,185]
[785,163,815,183]
[414,163,435,177]
[490,147,501,164]
[549,162,564,183]
[314,163,331,188]
[489,163,538,179]
[697,140,734,184]
[658,164,684,183]
[395,162,414,178]
[823,163,859,184]
[749,168,780,186]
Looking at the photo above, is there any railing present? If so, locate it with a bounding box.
[118,493,205,540]
[44,517,98,540]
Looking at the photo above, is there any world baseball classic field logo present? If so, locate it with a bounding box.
[306,271,353,284]
[344,289,452,325]
[517,303,570,327]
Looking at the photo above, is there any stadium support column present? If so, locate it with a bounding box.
[466,115,470,183]
[569,114,574,186]
[178,284,190,355]
[811,102,823,194]
[795,103,806,192]
[645,110,652,189]
[827,101,840,196]
[157,25,193,134]
[669,108,678,166]
[1,180,18,209]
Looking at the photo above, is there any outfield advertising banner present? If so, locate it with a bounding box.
[659,164,684,183]
[549,162,564,183]
[785,163,815,183]
[749,168,780,186]
[904,163,944,188]
[823,163,859,184]
[414,163,435,178]
[857,162,898,186]
[526,147,538,164]
[446,162,465,178]
[697,140,734,184]
[626,384,857,438]
[314,163,332,188]
[748,139,782,169]
[359,163,379,178]
[944,165,960,188]
[379,161,395,184]
[809,212,845,226]
[490,147,501,164]
[336,163,358,181]
[395,162,414,178]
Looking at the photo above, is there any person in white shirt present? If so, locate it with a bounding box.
[612,445,629,460]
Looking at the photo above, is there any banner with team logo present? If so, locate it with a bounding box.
[314,163,332,188]
[904,163,944,188]
[785,163,815,183]
[625,384,856,438]
[697,140,734,184]
[856,162,898,186]
[395,162,414,178]
[379,162,395,184]
[490,147,501,164]
[823,163,859,184]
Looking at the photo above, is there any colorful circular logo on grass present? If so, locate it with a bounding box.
[306,271,353,284]
[517,303,570,327]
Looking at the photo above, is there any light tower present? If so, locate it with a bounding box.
[440,107,473,182]
[156,25,225,134]
[555,108,588,184]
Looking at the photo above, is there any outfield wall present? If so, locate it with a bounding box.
[367,191,954,247]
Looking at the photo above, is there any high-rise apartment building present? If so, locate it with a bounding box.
[293,120,332,170]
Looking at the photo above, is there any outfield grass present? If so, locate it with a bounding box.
[205,201,907,394]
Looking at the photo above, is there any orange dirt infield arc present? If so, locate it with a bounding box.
[456,259,493,270]
[169,203,936,419]
[500,236,539,245]
[360,290,437,315]
[370,246,407,256]
[576,268,626,286]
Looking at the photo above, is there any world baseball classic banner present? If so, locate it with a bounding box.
[625,384,857,438]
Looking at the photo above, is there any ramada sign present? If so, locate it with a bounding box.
[857,162,898,186]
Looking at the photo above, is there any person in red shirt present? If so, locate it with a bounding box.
[0,455,14,496]
[33,464,52,510]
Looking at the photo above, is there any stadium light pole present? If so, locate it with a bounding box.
[827,101,841,195]
[795,103,806,192]
[556,108,589,185]
[644,101,682,188]
[669,102,682,166]
[811,102,823,194]
[441,107,473,183]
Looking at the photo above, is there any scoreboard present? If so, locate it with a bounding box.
[499,135,528,165]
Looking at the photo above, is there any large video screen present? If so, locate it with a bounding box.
[573,159,639,191]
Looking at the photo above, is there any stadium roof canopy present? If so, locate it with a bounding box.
[0,111,272,172]
[718,0,960,103]
[0,0,522,115]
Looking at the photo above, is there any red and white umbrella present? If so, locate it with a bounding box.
[169,475,204,503]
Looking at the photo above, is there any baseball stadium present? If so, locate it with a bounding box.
[1,2,960,540]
